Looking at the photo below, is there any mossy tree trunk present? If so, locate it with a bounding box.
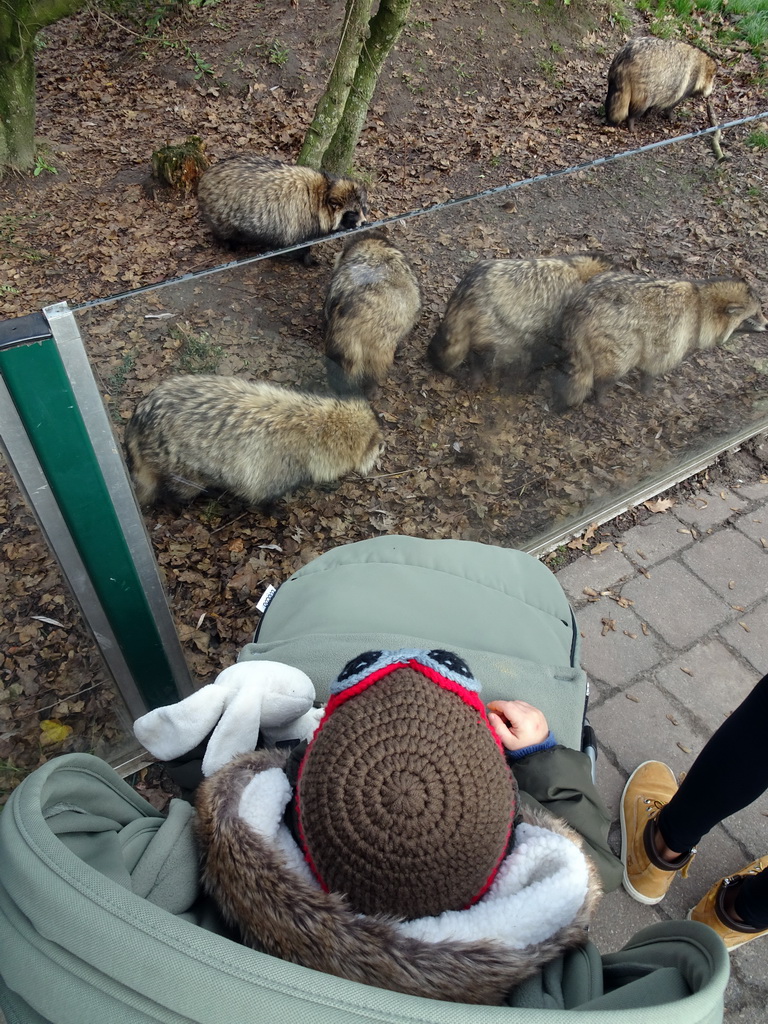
[298,0,375,170]
[299,0,411,177]
[0,0,87,176]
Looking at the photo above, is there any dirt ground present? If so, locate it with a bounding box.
[1,0,767,798]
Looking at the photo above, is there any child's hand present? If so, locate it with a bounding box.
[487,700,549,752]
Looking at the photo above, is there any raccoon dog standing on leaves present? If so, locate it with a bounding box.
[197,155,368,257]
[557,273,766,409]
[124,376,382,506]
[324,230,422,394]
[427,255,611,383]
[605,37,716,130]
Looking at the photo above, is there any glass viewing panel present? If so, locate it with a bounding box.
[0,484,138,802]
[2,123,766,794]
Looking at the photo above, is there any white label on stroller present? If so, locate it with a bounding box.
[256,584,277,614]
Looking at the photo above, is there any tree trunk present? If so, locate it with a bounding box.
[321,0,411,174]
[0,0,88,175]
[0,46,36,173]
[322,0,411,177]
[297,0,374,170]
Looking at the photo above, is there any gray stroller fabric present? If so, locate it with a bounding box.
[0,538,730,1022]
[0,753,729,1023]
[240,536,588,748]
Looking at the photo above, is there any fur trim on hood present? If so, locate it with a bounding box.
[195,750,602,1005]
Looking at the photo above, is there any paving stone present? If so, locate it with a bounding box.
[673,486,746,530]
[590,889,662,954]
[727,928,768,1001]
[655,640,758,734]
[733,480,768,501]
[719,600,768,675]
[551,466,768,1014]
[621,560,729,649]
[617,515,693,567]
[735,500,768,545]
[555,547,634,605]
[593,745,625,820]
[575,600,664,685]
[718,796,768,864]
[660,825,753,925]
[683,528,768,606]
[589,679,705,777]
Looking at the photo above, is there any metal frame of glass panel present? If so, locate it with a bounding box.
[0,303,193,720]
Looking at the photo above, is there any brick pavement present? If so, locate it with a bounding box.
[555,480,768,1022]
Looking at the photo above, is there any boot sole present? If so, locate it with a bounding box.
[620,760,672,906]
[685,908,768,951]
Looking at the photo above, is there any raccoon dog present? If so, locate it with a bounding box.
[197,155,369,258]
[605,37,716,130]
[324,230,422,394]
[557,273,766,408]
[124,376,382,506]
[427,254,611,384]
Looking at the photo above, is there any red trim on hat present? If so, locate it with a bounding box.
[295,654,513,906]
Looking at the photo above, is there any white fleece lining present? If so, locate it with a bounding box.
[237,768,589,950]
[239,768,317,884]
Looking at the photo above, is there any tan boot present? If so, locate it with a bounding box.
[688,856,768,950]
[620,760,695,905]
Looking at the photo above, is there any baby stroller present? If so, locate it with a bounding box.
[0,536,729,1023]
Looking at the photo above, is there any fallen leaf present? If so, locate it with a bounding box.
[590,541,611,555]
[626,693,640,703]
[739,621,750,632]
[623,630,637,639]
[644,497,674,513]
[641,622,650,635]
[680,667,693,676]
[583,586,599,597]
[677,742,692,754]
[601,617,616,635]
[667,714,679,725]
[40,719,73,745]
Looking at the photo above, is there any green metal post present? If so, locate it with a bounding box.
[0,304,193,717]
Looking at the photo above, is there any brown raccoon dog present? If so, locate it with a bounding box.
[556,273,766,409]
[427,254,611,384]
[197,155,369,260]
[124,376,382,506]
[605,37,716,130]
[324,230,422,394]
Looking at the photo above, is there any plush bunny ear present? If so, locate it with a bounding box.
[202,662,316,777]
[134,661,317,776]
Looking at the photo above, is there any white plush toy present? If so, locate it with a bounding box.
[133,661,323,777]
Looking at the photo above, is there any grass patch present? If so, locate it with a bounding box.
[267,39,290,66]
[106,353,136,393]
[199,497,226,523]
[747,127,768,146]
[636,0,768,61]
[174,325,223,374]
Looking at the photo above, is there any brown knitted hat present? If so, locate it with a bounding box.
[296,649,516,921]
